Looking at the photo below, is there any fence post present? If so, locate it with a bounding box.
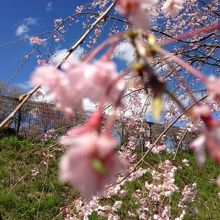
[15,98,22,137]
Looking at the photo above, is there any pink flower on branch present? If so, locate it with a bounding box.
[190,116,220,167]
[116,0,143,16]
[205,76,220,102]
[30,36,46,45]
[191,105,211,118]
[31,65,82,119]
[116,0,157,29]
[59,130,127,199]
[60,109,103,146]
[116,0,157,16]
[62,60,125,106]
[162,0,184,17]
[37,59,48,66]
[31,60,125,119]
[190,134,206,167]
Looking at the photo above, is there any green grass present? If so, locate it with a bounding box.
[0,136,220,219]
[136,151,220,220]
[0,136,77,220]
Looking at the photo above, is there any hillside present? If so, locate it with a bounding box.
[0,136,219,219]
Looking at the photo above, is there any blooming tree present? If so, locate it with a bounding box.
[0,0,220,218]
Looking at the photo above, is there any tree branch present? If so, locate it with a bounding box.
[0,1,116,130]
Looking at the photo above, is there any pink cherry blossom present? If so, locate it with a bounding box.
[116,0,142,16]
[31,60,125,119]
[162,0,184,17]
[31,65,61,86]
[60,109,103,146]
[145,160,178,201]
[116,0,157,30]
[30,36,46,45]
[31,65,83,119]
[178,183,196,208]
[205,76,220,102]
[37,59,48,66]
[190,134,206,166]
[190,122,220,167]
[145,141,165,153]
[63,60,125,106]
[112,201,122,211]
[205,126,220,166]
[54,18,63,27]
[116,0,157,16]
[192,105,211,118]
[59,131,127,199]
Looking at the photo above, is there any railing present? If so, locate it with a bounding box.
[0,95,75,138]
[0,95,197,151]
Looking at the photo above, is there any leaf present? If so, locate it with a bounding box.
[152,96,163,121]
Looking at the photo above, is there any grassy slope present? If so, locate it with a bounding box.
[0,136,219,220]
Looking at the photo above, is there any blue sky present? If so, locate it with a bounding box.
[1,0,218,125]
[1,0,218,104]
[0,0,106,89]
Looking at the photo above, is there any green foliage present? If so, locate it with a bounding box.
[0,136,77,220]
[89,212,103,220]
[0,136,219,219]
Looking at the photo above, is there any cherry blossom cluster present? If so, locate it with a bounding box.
[42,129,58,143]
[162,0,184,17]
[116,0,185,25]
[190,109,220,167]
[26,0,220,216]
[145,160,178,201]
[178,183,196,209]
[29,36,46,45]
[53,18,65,42]
[57,127,151,219]
[120,136,137,163]
[31,168,40,178]
[31,60,125,119]
[60,197,122,220]
[58,109,127,199]
[59,154,197,219]
[145,141,166,154]
[37,59,48,66]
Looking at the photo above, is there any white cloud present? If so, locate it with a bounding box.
[51,47,85,64]
[16,81,32,91]
[16,24,29,36]
[15,17,38,36]
[46,2,53,12]
[113,41,135,64]
[31,88,96,112]
[23,17,38,26]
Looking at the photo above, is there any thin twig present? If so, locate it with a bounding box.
[173,129,189,161]
[108,95,208,188]
[9,143,59,191]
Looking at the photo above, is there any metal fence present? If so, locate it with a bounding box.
[0,95,197,150]
[0,95,82,138]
